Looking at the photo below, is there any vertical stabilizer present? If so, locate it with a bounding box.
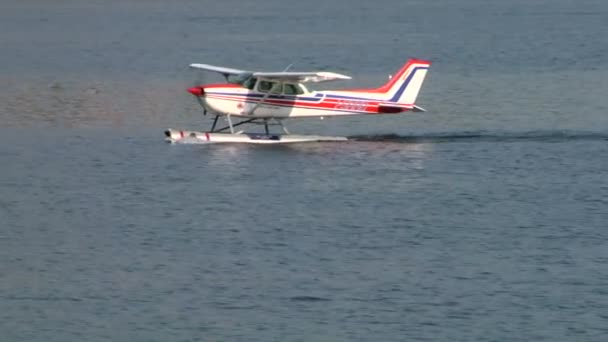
[385,59,431,104]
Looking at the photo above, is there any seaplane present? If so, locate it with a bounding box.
[165,58,431,144]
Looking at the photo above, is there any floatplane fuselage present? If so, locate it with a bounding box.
[165,59,431,144]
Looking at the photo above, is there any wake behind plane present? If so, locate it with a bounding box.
[165,58,431,144]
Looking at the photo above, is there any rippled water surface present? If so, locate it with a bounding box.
[2,1,608,341]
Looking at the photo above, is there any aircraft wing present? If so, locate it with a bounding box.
[189,63,351,83]
[252,71,351,83]
[189,63,248,75]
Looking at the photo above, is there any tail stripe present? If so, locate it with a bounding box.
[389,65,429,102]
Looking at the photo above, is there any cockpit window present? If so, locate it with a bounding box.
[242,77,257,90]
[227,74,256,90]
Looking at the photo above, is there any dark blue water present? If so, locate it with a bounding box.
[2,1,608,341]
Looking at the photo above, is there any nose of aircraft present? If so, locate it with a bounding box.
[187,86,204,96]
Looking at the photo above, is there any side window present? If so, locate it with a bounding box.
[270,82,282,94]
[284,83,302,95]
[258,80,282,94]
[258,80,272,92]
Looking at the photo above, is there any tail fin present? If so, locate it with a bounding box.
[382,59,431,104]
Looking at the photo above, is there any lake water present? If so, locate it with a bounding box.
[1,1,608,341]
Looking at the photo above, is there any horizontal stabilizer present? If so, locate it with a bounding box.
[378,103,414,114]
[413,105,426,112]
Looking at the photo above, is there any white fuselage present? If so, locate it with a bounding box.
[191,59,431,119]
[201,84,397,118]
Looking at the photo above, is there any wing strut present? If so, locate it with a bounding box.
[244,83,282,116]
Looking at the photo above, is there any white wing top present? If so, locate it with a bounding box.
[252,71,351,83]
[189,64,246,76]
[189,63,351,83]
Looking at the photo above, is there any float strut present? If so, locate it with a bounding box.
[210,115,219,132]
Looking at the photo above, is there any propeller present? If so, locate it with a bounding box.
[189,68,207,116]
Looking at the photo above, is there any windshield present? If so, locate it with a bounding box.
[226,73,255,88]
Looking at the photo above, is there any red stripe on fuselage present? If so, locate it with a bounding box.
[206,93,377,107]
[204,93,412,114]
